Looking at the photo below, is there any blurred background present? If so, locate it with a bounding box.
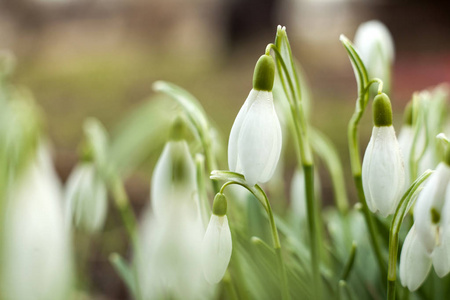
[1,0,450,298]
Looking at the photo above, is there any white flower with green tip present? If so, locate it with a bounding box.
[228,54,282,186]
[362,93,405,217]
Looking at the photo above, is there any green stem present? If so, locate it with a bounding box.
[304,164,322,300]
[268,41,322,298]
[219,179,289,300]
[111,176,138,246]
[310,129,349,214]
[255,184,290,300]
[342,35,388,281]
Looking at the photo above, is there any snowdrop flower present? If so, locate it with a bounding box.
[414,161,450,253]
[362,93,405,217]
[201,193,232,284]
[354,20,394,92]
[228,54,282,186]
[65,163,108,233]
[1,145,72,300]
[137,207,209,300]
[399,225,432,291]
[399,147,450,291]
[151,137,198,218]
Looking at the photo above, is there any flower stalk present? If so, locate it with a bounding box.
[340,34,388,281]
[212,171,290,300]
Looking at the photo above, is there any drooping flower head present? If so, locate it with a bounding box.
[400,141,450,291]
[362,93,405,217]
[228,54,282,186]
[151,119,198,218]
[201,193,232,284]
[414,151,450,253]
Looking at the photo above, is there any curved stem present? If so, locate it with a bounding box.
[342,36,388,281]
[220,181,289,300]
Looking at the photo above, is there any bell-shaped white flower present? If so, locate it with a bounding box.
[228,54,282,186]
[65,163,108,233]
[1,145,73,300]
[137,205,209,300]
[151,139,198,217]
[399,225,432,291]
[414,162,450,253]
[362,93,405,217]
[201,193,232,284]
[354,20,394,91]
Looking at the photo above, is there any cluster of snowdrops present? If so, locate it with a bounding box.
[1,21,450,300]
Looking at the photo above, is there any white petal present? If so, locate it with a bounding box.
[237,91,282,185]
[400,226,432,291]
[228,90,258,172]
[414,163,450,253]
[362,126,405,217]
[2,152,72,300]
[432,185,450,277]
[201,215,232,284]
[151,140,197,217]
[354,20,394,83]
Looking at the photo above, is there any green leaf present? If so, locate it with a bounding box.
[339,35,369,103]
[109,96,172,174]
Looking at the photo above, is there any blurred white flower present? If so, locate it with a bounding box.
[151,140,198,217]
[1,145,72,300]
[354,20,394,91]
[65,163,108,233]
[137,208,210,300]
[228,55,282,186]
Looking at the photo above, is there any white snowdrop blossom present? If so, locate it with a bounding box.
[201,193,232,284]
[354,20,394,91]
[1,146,72,300]
[399,225,432,291]
[65,163,108,233]
[413,162,450,253]
[202,214,232,284]
[151,139,198,217]
[362,93,405,217]
[228,54,282,186]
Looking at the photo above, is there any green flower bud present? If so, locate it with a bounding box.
[252,54,275,92]
[373,93,393,127]
[212,193,227,216]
